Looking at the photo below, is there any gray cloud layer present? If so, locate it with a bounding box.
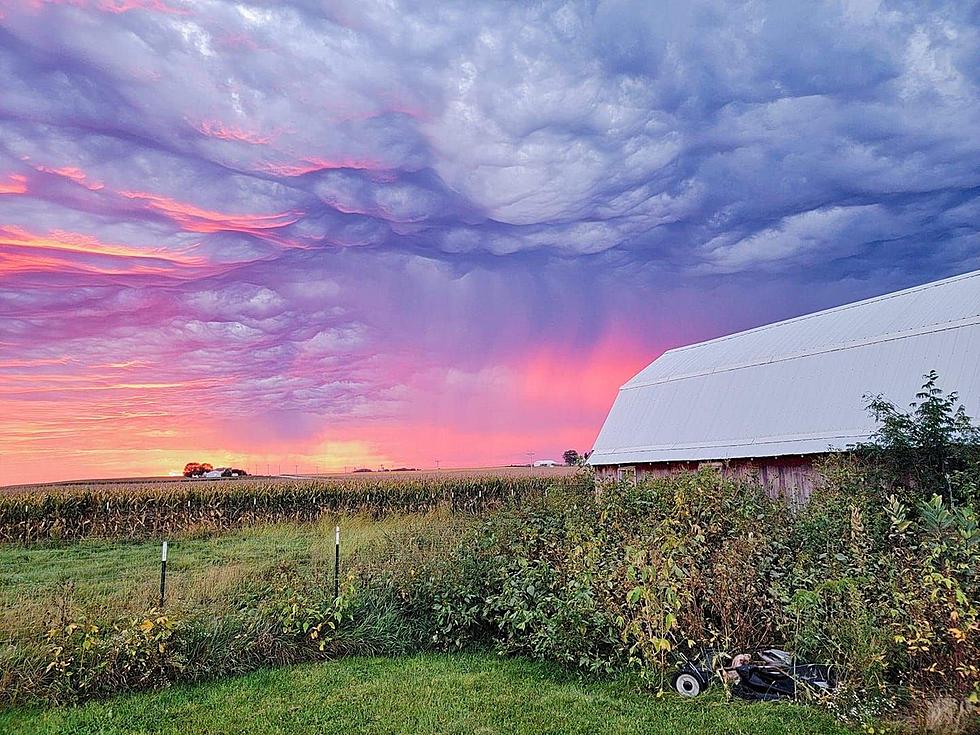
[0,0,977,273]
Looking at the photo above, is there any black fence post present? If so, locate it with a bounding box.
[159,540,168,608]
[334,524,340,601]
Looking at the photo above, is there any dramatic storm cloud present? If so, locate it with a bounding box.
[1,0,978,482]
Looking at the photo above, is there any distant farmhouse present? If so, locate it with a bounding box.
[589,269,980,501]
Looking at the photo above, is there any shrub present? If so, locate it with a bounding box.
[346,467,978,722]
[886,496,979,699]
[42,612,185,702]
[481,503,623,673]
[857,371,980,506]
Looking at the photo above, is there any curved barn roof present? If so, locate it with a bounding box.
[589,269,980,466]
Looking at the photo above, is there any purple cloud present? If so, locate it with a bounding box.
[0,0,978,482]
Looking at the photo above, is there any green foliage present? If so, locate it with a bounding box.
[480,502,623,673]
[345,469,978,722]
[10,569,421,706]
[258,567,350,649]
[42,612,185,702]
[4,466,977,726]
[256,566,417,658]
[857,371,980,505]
[887,495,979,699]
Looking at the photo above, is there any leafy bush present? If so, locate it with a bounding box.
[886,496,979,699]
[480,499,623,673]
[42,612,185,702]
[857,371,980,506]
[345,468,978,723]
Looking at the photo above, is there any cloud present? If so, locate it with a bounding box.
[1,0,977,265]
[699,204,895,273]
[0,0,978,482]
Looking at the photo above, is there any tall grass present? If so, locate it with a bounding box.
[0,475,569,543]
[0,514,423,648]
[0,511,475,706]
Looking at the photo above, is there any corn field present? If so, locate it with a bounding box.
[0,475,575,544]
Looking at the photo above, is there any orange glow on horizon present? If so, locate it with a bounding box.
[0,323,656,486]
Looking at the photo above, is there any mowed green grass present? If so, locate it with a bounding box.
[0,513,439,645]
[0,653,856,735]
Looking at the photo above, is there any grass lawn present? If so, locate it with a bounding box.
[0,653,857,735]
[0,513,452,646]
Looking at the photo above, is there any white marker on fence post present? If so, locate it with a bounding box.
[159,540,168,608]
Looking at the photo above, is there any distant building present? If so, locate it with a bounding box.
[533,459,560,467]
[589,269,980,502]
[202,467,247,479]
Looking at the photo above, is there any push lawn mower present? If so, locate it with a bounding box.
[671,648,836,701]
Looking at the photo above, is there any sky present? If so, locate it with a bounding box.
[0,0,979,484]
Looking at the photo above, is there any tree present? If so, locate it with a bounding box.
[857,371,980,505]
[182,462,213,477]
[563,449,580,466]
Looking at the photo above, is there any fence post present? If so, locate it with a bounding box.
[159,540,168,608]
[334,524,340,601]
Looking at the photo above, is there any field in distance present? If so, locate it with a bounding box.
[0,465,577,497]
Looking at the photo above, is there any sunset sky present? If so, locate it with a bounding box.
[1,1,979,484]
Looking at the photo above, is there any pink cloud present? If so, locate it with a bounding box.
[117,190,302,237]
[518,338,654,414]
[31,164,105,190]
[27,0,188,15]
[195,120,276,146]
[0,224,192,260]
[0,174,28,195]
[0,224,209,275]
[258,158,388,177]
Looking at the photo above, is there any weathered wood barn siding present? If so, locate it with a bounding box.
[594,455,826,503]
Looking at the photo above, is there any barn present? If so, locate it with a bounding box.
[588,269,980,501]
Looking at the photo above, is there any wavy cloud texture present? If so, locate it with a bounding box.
[0,0,978,482]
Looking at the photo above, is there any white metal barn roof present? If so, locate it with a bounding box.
[589,269,980,466]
